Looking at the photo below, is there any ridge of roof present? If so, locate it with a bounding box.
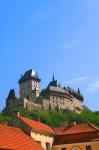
[19,116,55,135]
[53,123,99,135]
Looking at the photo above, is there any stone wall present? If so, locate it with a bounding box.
[23,98,42,110]
[43,96,83,113]
[19,80,40,99]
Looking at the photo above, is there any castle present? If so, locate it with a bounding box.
[5,69,84,114]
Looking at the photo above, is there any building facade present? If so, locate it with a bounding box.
[5,69,84,114]
[42,78,83,113]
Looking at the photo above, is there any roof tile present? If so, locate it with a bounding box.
[0,124,44,150]
[19,116,55,135]
[53,123,99,135]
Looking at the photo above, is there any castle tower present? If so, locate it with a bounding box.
[19,69,41,100]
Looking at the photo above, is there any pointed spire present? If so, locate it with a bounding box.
[52,74,55,82]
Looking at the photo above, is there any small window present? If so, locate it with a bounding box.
[46,142,50,150]
[86,145,92,150]
[61,148,66,150]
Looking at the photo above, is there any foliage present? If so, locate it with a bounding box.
[0,113,12,124]
[19,108,67,127]
[1,107,99,127]
[17,106,99,127]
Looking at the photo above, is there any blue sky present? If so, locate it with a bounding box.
[0,0,99,111]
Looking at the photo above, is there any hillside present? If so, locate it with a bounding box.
[1,107,99,127]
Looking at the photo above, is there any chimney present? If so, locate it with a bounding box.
[14,110,20,117]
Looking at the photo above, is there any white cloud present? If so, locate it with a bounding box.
[88,80,99,92]
[61,38,79,50]
[67,77,89,84]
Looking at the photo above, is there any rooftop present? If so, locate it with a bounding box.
[53,123,99,145]
[48,85,70,95]
[0,124,44,150]
[19,116,55,135]
[53,123,99,135]
[19,69,41,83]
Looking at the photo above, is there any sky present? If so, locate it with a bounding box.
[0,0,99,111]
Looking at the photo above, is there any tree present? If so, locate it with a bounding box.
[78,88,80,95]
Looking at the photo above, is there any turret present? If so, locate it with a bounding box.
[19,69,41,100]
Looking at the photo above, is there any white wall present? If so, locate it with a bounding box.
[31,131,54,150]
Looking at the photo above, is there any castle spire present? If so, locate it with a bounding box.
[52,74,55,82]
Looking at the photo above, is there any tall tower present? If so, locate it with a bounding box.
[19,69,41,100]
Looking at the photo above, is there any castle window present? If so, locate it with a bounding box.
[53,97,54,99]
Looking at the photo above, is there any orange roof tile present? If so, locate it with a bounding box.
[0,124,44,150]
[19,116,55,135]
[53,123,99,135]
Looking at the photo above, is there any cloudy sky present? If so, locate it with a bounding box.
[0,0,99,111]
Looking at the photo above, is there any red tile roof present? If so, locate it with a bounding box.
[0,124,44,150]
[19,116,55,135]
[53,123,99,145]
[53,123,99,135]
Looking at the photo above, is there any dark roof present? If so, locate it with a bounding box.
[67,87,84,101]
[47,78,69,94]
[19,69,41,83]
[46,77,84,101]
[48,86,70,95]
[48,80,58,87]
